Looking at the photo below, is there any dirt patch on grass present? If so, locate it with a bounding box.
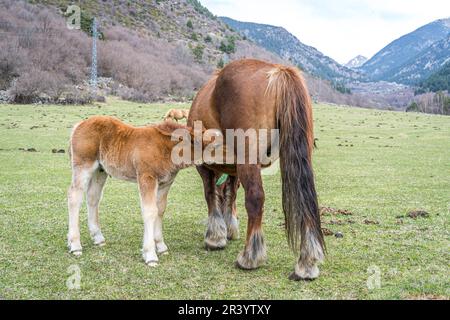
[320,206,353,216]
[322,228,334,236]
[407,210,430,219]
[363,219,379,225]
[19,148,37,152]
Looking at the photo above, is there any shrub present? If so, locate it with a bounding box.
[217,58,225,69]
[406,102,419,112]
[192,44,204,62]
[219,36,236,54]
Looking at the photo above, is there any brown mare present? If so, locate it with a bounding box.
[188,59,325,280]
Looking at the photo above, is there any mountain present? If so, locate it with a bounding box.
[387,34,450,84]
[345,55,367,69]
[220,17,362,82]
[360,18,450,82]
[416,60,450,93]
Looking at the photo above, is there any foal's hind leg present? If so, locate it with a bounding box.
[197,165,227,250]
[154,182,173,255]
[235,164,267,269]
[87,169,108,246]
[222,176,239,240]
[138,175,159,266]
[67,164,96,255]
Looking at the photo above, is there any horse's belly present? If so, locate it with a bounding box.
[100,161,137,182]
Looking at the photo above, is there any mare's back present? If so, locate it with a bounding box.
[214,60,277,130]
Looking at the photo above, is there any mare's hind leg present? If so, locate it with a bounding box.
[197,165,227,250]
[222,176,239,240]
[87,169,108,246]
[235,164,267,269]
[67,163,96,255]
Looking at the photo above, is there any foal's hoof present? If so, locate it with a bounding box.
[204,237,227,250]
[71,250,83,256]
[289,264,320,281]
[143,250,159,267]
[68,241,82,256]
[156,242,169,255]
[92,233,106,246]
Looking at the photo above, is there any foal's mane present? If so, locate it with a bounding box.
[151,121,191,136]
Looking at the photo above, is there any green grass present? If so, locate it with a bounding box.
[0,97,449,300]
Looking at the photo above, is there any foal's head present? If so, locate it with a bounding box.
[154,121,223,167]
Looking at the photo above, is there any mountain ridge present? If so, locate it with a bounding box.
[220,16,362,82]
[360,18,450,83]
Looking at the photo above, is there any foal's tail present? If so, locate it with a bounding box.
[68,122,82,163]
[266,66,325,262]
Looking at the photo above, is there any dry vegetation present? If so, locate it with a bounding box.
[0,0,286,103]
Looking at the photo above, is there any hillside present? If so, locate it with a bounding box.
[360,18,450,82]
[416,61,450,93]
[388,34,450,84]
[32,0,281,67]
[220,16,362,82]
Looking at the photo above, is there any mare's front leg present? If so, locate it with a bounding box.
[235,164,267,269]
[197,165,227,250]
[138,175,159,266]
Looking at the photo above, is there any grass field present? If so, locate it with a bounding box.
[0,97,449,300]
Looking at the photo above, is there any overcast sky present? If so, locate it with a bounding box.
[201,0,450,64]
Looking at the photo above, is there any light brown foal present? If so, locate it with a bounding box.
[67,116,219,266]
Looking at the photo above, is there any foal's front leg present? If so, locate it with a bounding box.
[138,175,159,266]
